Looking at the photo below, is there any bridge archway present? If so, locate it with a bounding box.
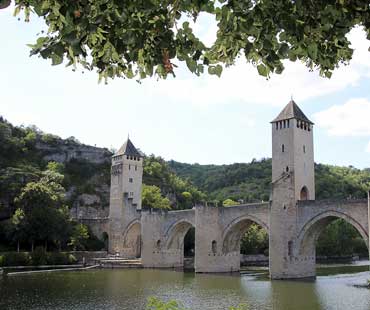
[165,220,194,250]
[297,211,369,260]
[165,220,195,268]
[222,215,269,267]
[122,220,141,258]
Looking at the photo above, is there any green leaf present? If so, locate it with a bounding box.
[257,64,268,77]
[51,53,63,65]
[214,64,222,77]
[307,43,318,60]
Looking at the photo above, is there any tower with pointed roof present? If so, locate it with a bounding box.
[269,99,315,278]
[271,99,315,201]
[108,138,144,254]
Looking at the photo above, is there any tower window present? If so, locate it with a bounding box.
[129,178,133,183]
[282,144,285,152]
[287,120,290,128]
[283,120,286,128]
[129,164,131,170]
[304,123,307,130]
[286,166,289,172]
[303,145,306,153]
[211,240,217,254]
[288,241,293,257]
[300,186,309,200]
[135,165,137,171]
[276,123,278,130]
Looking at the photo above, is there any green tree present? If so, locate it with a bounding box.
[143,155,206,209]
[142,185,171,210]
[240,224,269,255]
[10,208,28,252]
[2,0,369,80]
[13,169,70,250]
[317,219,368,257]
[223,198,239,207]
[68,223,89,251]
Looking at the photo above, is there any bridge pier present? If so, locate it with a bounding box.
[195,205,240,273]
[141,209,195,269]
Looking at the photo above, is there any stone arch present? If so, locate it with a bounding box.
[165,220,194,250]
[297,210,369,258]
[300,186,309,200]
[222,215,269,254]
[122,219,141,258]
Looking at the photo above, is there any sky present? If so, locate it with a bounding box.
[0,7,369,168]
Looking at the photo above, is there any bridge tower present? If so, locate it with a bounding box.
[108,138,143,255]
[271,99,315,201]
[270,99,315,279]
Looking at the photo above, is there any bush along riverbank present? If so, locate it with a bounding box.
[0,249,77,267]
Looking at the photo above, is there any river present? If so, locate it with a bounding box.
[0,263,369,310]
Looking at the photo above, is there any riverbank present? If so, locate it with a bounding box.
[0,251,107,267]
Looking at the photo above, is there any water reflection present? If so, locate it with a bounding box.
[0,265,369,310]
[271,280,321,310]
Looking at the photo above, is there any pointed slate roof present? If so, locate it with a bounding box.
[115,138,142,157]
[271,100,314,124]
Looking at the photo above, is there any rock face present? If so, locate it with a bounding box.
[36,140,111,164]
[70,193,109,219]
[34,138,112,223]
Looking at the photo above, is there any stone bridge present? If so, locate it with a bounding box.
[133,197,369,277]
[113,195,370,278]
[107,101,370,279]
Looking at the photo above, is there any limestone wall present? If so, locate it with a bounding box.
[36,141,111,164]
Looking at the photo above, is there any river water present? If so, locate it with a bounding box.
[0,263,369,310]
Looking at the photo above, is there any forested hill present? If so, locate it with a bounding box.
[168,159,370,203]
[0,117,205,219]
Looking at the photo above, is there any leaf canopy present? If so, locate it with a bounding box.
[4,1,370,80]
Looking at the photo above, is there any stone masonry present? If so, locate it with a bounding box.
[105,100,370,279]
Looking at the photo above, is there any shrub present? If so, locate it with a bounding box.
[0,251,78,267]
[31,247,48,265]
[0,252,31,266]
[47,252,67,265]
[68,254,77,264]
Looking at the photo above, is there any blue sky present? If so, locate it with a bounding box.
[0,8,369,168]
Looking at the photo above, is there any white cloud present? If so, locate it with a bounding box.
[314,98,370,136]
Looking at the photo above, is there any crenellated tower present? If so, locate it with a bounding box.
[269,99,316,279]
[271,99,315,201]
[108,138,143,254]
